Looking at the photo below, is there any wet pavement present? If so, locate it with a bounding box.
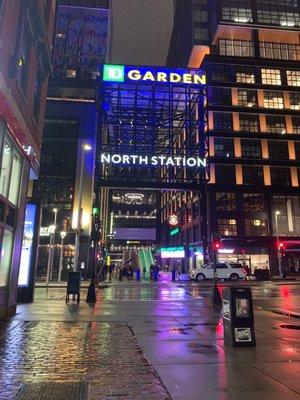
[0,274,300,399]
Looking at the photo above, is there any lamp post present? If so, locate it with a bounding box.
[46,212,57,286]
[74,143,92,272]
[275,210,282,277]
[58,231,67,282]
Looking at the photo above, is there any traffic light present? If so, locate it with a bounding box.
[277,241,285,256]
[212,233,222,252]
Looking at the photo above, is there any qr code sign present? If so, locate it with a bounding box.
[234,327,252,342]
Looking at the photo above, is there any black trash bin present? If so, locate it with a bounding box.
[222,286,256,347]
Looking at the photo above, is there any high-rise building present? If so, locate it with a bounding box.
[0,0,55,316]
[33,0,111,279]
[166,0,300,275]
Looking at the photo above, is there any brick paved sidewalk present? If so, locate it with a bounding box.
[0,321,170,400]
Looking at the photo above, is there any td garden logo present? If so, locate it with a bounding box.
[103,64,125,82]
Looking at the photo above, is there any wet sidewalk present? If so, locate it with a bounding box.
[1,278,300,399]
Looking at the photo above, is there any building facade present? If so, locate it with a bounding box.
[166,0,300,275]
[0,0,55,316]
[33,0,111,279]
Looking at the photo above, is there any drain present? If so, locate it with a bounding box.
[279,324,300,330]
[15,382,88,400]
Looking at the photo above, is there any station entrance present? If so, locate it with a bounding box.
[96,64,208,273]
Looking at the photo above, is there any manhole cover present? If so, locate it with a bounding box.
[279,324,300,330]
[15,382,88,400]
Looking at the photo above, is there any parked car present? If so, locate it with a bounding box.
[189,262,246,282]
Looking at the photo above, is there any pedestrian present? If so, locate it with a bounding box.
[177,264,181,280]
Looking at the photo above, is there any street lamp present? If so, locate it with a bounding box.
[275,210,282,277]
[58,231,67,282]
[74,143,92,272]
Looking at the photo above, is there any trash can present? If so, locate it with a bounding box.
[222,286,256,347]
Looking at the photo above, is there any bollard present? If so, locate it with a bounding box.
[86,280,96,303]
[171,269,176,282]
[136,269,140,281]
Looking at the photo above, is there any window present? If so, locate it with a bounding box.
[243,166,264,185]
[8,152,22,205]
[216,192,236,211]
[263,91,284,109]
[214,138,234,157]
[270,167,291,186]
[292,117,300,134]
[260,42,300,61]
[217,219,237,236]
[209,87,231,105]
[237,89,257,107]
[243,193,265,212]
[219,39,254,57]
[66,69,77,78]
[0,230,14,287]
[213,112,233,131]
[289,92,300,110]
[259,0,298,6]
[239,114,260,132]
[18,20,31,93]
[241,139,262,158]
[272,195,300,236]
[266,115,286,133]
[261,69,281,85]
[0,140,12,198]
[236,71,255,83]
[268,140,289,159]
[287,70,300,87]
[215,164,236,184]
[257,10,300,26]
[245,219,268,236]
[222,7,253,23]
[294,141,300,159]
[194,28,209,41]
[211,65,231,82]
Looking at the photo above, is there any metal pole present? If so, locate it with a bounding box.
[58,236,64,282]
[74,148,85,272]
[50,209,58,280]
[275,212,282,277]
[46,233,52,285]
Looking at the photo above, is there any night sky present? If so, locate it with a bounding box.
[111,0,174,66]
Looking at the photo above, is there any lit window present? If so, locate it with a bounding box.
[239,114,260,132]
[217,219,237,236]
[260,42,300,61]
[261,69,281,85]
[66,69,77,79]
[222,7,253,23]
[263,90,284,109]
[287,70,300,87]
[237,89,257,107]
[219,39,254,57]
[266,115,286,134]
[236,71,255,83]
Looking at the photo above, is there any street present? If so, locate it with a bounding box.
[0,275,299,399]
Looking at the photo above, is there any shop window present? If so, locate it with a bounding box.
[216,192,236,211]
[214,138,234,157]
[217,219,237,236]
[287,70,300,87]
[218,39,254,57]
[270,167,291,186]
[268,140,289,160]
[236,71,255,84]
[239,114,260,132]
[243,193,265,212]
[238,89,257,107]
[209,87,231,106]
[243,165,264,185]
[0,230,14,287]
[8,151,22,206]
[263,90,284,109]
[266,115,286,133]
[0,140,12,198]
[215,165,236,184]
[289,92,300,110]
[222,7,252,23]
[260,42,300,61]
[241,139,262,158]
[213,112,233,131]
[292,116,300,134]
[245,219,268,236]
[261,69,281,85]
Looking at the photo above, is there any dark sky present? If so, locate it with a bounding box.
[111,0,174,66]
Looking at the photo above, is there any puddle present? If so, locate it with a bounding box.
[279,324,300,330]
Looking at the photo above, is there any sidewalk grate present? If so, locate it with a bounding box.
[15,382,88,400]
